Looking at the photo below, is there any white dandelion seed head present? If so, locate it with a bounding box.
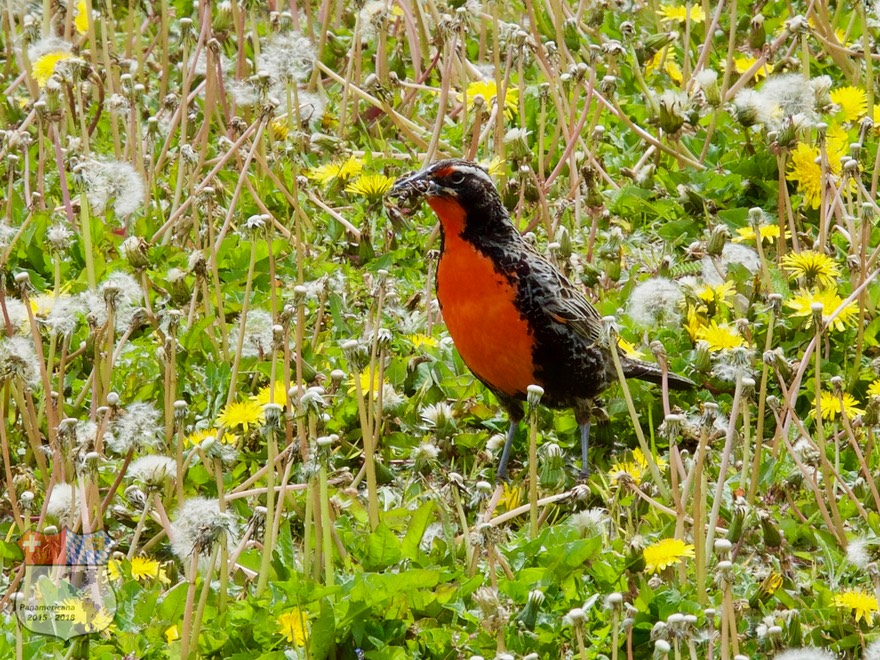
[46,483,76,524]
[225,78,260,107]
[3,298,29,333]
[37,294,84,337]
[170,497,240,570]
[0,336,41,387]
[381,384,405,414]
[569,508,609,537]
[702,244,760,285]
[128,455,177,486]
[863,639,880,660]
[627,277,683,327]
[846,536,871,569]
[774,649,837,660]
[228,309,275,359]
[257,32,315,84]
[420,402,456,436]
[74,420,114,451]
[694,68,718,89]
[412,440,440,464]
[80,271,144,331]
[46,223,75,251]
[758,74,816,125]
[0,223,17,250]
[77,158,145,219]
[108,402,163,454]
[419,522,445,553]
[28,37,72,62]
[732,88,775,126]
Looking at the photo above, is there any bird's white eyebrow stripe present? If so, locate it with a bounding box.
[442,163,492,184]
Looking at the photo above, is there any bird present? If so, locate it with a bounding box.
[389,159,694,480]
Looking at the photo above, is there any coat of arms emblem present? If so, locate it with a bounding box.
[15,527,116,640]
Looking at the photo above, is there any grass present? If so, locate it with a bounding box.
[1,0,880,658]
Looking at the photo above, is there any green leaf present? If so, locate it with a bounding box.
[308,597,336,660]
[401,500,434,560]
[365,522,402,570]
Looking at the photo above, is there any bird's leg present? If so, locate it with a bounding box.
[575,400,593,479]
[496,419,518,482]
[578,421,591,478]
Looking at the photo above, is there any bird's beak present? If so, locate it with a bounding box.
[388,168,438,201]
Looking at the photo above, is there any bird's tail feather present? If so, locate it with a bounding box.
[622,358,695,391]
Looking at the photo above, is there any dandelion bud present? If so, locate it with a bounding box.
[514,589,544,631]
[740,376,756,396]
[656,90,687,135]
[20,491,34,509]
[706,224,729,256]
[263,402,283,428]
[600,75,617,95]
[693,340,712,373]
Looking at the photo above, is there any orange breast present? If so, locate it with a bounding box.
[430,198,536,397]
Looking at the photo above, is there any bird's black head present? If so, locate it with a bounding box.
[389,159,500,207]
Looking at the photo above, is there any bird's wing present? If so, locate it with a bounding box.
[524,249,605,345]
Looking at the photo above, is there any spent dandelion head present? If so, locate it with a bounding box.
[627,277,683,327]
[108,402,163,454]
[257,31,315,84]
[170,497,239,568]
[75,158,145,219]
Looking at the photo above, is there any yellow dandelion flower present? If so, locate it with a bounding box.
[733,55,773,80]
[480,155,506,178]
[216,400,264,431]
[498,482,522,512]
[270,118,290,141]
[459,79,518,114]
[867,379,880,398]
[830,86,867,122]
[165,625,180,643]
[785,288,858,332]
[305,156,364,185]
[409,333,438,349]
[618,337,645,360]
[609,459,643,485]
[732,224,784,243]
[633,447,668,472]
[643,538,695,573]
[695,281,735,314]
[130,556,169,583]
[834,589,879,625]
[278,608,309,646]
[684,305,705,341]
[645,49,683,85]
[344,173,396,199]
[873,105,880,134]
[657,4,705,22]
[348,370,388,399]
[61,597,114,633]
[781,250,840,288]
[695,321,744,351]
[786,124,851,209]
[813,391,864,421]
[32,51,74,87]
[75,0,91,35]
[253,381,289,407]
[185,427,239,446]
[107,558,122,581]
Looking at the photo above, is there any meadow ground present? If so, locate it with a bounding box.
[2,0,880,658]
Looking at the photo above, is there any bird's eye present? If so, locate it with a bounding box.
[450,172,466,185]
